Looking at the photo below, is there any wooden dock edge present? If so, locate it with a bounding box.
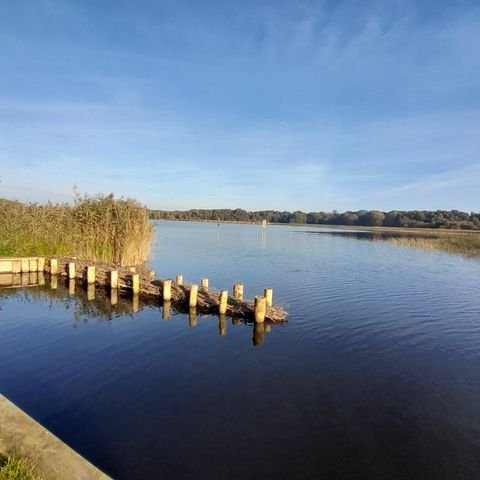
[0,394,111,480]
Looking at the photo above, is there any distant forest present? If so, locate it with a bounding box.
[149,209,480,230]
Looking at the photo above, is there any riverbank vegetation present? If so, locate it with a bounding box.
[0,454,45,480]
[0,193,154,266]
[150,208,480,230]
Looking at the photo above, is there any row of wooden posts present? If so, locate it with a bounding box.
[52,259,273,323]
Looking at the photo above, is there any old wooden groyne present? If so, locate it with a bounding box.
[0,257,287,322]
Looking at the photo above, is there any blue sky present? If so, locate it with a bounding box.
[0,0,479,211]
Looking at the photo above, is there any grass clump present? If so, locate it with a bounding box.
[0,191,154,266]
[0,454,45,480]
[385,233,480,256]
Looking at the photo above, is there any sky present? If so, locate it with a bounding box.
[0,0,479,212]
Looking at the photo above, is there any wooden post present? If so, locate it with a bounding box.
[176,274,183,286]
[254,296,266,323]
[50,259,58,275]
[233,283,244,300]
[219,290,228,314]
[68,262,76,279]
[201,278,209,289]
[29,259,38,273]
[86,266,95,284]
[264,288,273,307]
[12,260,21,274]
[38,257,45,272]
[131,274,140,294]
[189,284,198,307]
[110,270,118,289]
[21,259,29,273]
[163,279,172,301]
[148,270,155,280]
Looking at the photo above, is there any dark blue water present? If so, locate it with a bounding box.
[1,221,480,479]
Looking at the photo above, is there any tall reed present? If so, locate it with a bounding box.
[0,192,154,266]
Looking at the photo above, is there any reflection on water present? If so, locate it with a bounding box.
[0,274,277,346]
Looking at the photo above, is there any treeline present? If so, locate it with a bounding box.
[149,208,480,230]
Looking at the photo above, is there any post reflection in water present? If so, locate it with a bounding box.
[110,288,118,306]
[68,278,75,295]
[87,284,95,301]
[189,307,197,327]
[162,301,171,320]
[218,314,227,336]
[0,276,282,347]
[253,322,265,346]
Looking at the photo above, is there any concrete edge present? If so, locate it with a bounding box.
[0,394,112,480]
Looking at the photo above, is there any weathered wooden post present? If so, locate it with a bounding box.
[218,314,227,336]
[86,266,95,285]
[131,274,140,295]
[233,283,244,300]
[254,296,266,323]
[176,274,183,286]
[219,290,228,314]
[264,288,273,307]
[163,301,171,320]
[189,284,198,307]
[50,259,58,275]
[29,259,38,273]
[110,270,118,289]
[11,260,20,274]
[163,279,172,301]
[148,270,155,280]
[189,307,197,327]
[201,278,209,289]
[68,262,76,279]
[38,257,45,272]
[21,259,29,273]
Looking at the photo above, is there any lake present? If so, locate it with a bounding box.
[1,221,480,479]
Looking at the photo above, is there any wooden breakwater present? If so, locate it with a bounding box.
[0,257,287,322]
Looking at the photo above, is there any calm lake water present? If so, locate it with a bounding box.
[1,221,480,479]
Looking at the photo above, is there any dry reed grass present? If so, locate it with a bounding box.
[384,234,480,256]
[0,192,154,266]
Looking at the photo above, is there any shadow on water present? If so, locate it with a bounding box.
[0,273,276,346]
